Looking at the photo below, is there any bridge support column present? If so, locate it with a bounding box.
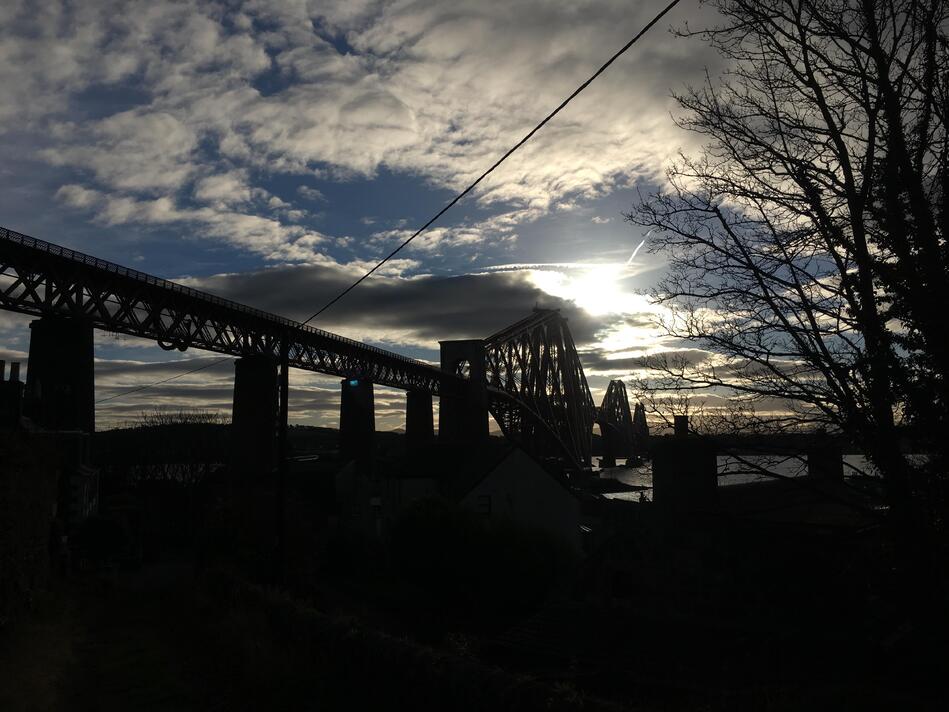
[438,340,487,449]
[405,391,434,451]
[598,424,619,468]
[24,317,95,433]
[340,378,374,462]
[231,354,278,483]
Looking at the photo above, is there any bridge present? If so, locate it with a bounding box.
[595,380,650,467]
[0,225,644,471]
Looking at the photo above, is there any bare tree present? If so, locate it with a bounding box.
[120,409,227,483]
[130,409,225,428]
[627,0,948,596]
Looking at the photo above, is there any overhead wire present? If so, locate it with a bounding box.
[300,0,683,325]
[94,355,232,404]
[96,0,684,405]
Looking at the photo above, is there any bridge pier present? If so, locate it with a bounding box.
[231,354,278,483]
[340,377,375,462]
[405,390,434,451]
[24,316,95,433]
[438,340,488,449]
[598,424,620,468]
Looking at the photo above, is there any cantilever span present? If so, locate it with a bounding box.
[485,309,596,468]
[0,226,459,395]
[1,226,610,470]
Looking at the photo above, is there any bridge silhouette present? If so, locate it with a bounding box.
[0,225,644,469]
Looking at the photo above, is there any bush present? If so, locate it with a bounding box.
[198,570,622,712]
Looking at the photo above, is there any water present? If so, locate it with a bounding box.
[594,454,883,501]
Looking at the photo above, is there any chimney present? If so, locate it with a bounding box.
[0,360,23,429]
[674,414,690,437]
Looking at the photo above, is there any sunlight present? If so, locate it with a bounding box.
[529,263,649,316]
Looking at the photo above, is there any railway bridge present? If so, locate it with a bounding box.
[1,226,646,471]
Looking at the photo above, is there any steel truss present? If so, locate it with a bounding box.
[0,227,456,395]
[1,228,609,468]
[485,309,595,469]
[632,400,650,453]
[597,379,636,462]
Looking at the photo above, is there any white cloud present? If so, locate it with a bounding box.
[297,185,327,202]
[55,183,328,260]
[1,0,718,260]
[193,172,253,206]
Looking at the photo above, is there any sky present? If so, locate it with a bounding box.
[0,0,724,430]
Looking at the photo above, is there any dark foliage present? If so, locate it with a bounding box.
[389,497,576,621]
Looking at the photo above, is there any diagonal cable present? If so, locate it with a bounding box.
[301,0,684,325]
[95,356,232,404]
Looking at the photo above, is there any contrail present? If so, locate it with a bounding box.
[626,229,653,265]
[626,238,646,265]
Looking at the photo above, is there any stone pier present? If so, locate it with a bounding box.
[231,355,278,482]
[340,377,375,461]
[438,339,488,449]
[405,390,434,451]
[24,317,95,433]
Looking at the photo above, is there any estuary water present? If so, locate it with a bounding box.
[596,454,882,501]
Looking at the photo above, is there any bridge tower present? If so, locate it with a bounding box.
[231,354,279,482]
[340,377,375,461]
[632,401,650,456]
[439,340,488,448]
[596,380,636,468]
[24,316,95,433]
[405,390,434,451]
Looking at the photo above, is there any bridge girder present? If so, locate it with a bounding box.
[2,227,607,469]
[484,309,595,469]
[0,227,457,395]
[596,379,636,464]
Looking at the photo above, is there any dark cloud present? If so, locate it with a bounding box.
[94,355,228,378]
[187,264,615,349]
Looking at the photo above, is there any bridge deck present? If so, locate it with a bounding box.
[0,226,456,394]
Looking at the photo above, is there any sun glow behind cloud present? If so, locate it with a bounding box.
[528,263,645,316]
[481,257,661,317]
[524,262,671,372]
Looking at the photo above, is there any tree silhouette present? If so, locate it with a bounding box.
[628,0,948,602]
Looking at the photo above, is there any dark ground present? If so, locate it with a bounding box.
[2,559,948,711]
[0,562,247,712]
[4,420,947,711]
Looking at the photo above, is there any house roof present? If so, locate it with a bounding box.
[455,446,590,503]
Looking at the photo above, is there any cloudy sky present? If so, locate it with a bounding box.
[0,0,722,430]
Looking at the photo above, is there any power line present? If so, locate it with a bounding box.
[95,355,233,405]
[301,0,684,325]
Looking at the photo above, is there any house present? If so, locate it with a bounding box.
[459,447,587,554]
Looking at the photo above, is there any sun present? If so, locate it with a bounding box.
[529,264,650,317]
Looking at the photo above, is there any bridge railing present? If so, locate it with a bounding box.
[1,225,432,370]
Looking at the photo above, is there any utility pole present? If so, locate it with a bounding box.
[276,332,290,583]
